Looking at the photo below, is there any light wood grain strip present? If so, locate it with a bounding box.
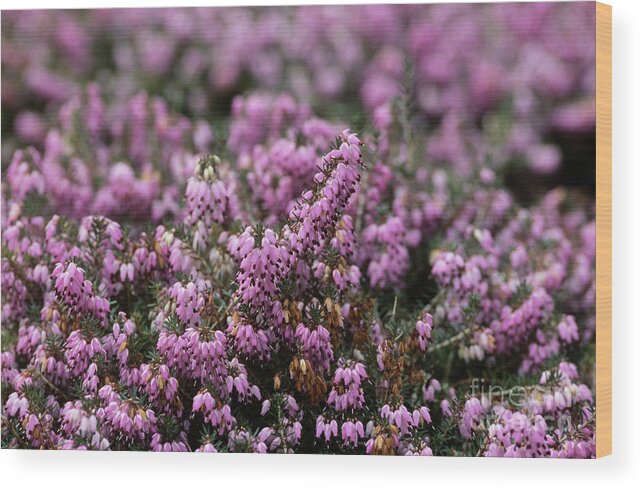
[596,1,612,458]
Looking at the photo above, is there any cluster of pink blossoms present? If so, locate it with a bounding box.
[4,4,596,182]
[2,5,596,458]
[52,263,110,324]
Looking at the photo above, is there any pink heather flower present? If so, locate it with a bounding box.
[479,167,495,185]
[557,362,580,380]
[327,360,367,412]
[185,156,230,231]
[244,138,321,222]
[295,323,334,373]
[168,281,204,328]
[526,144,561,175]
[5,392,30,418]
[193,391,236,436]
[416,312,433,351]
[557,315,580,344]
[403,441,434,456]
[431,251,465,284]
[52,262,110,323]
[484,410,555,458]
[440,399,453,418]
[315,415,339,442]
[228,226,290,320]
[286,130,363,256]
[226,357,261,402]
[227,320,272,361]
[196,442,218,453]
[227,428,268,453]
[362,216,410,289]
[139,363,180,409]
[150,433,189,452]
[103,399,157,442]
[6,149,45,201]
[341,419,365,447]
[102,316,135,366]
[16,324,45,357]
[510,245,529,269]
[64,330,106,377]
[423,378,442,402]
[260,400,271,416]
[460,397,485,439]
[490,288,554,353]
[381,403,431,436]
[59,401,110,450]
[254,396,302,451]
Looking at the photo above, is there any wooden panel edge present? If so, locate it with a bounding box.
[596,1,612,459]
